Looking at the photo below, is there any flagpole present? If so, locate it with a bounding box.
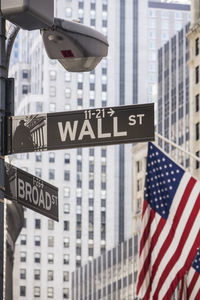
[155,132,200,163]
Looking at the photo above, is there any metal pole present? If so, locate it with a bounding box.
[0,14,6,300]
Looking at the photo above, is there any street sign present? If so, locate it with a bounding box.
[4,161,59,221]
[6,103,154,154]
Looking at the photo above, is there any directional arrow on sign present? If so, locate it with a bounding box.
[107,108,115,117]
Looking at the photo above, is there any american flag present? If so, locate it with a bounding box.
[136,142,200,300]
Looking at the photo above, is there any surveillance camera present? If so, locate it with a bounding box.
[41,18,109,72]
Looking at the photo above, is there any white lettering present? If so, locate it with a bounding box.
[39,189,45,208]
[32,186,39,205]
[78,120,95,140]
[97,119,111,138]
[18,179,25,198]
[58,121,78,141]
[128,115,136,126]
[45,192,52,211]
[25,182,32,202]
[113,117,127,137]
[137,114,145,125]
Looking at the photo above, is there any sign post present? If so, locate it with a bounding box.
[6,103,154,154]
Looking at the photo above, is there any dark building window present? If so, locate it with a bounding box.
[196,94,199,112]
[35,219,41,229]
[196,122,199,140]
[22,85,29,94]
[196,151,200,169]
[196,38,199,56]
[64,221,70,231]
[195,66,199,84]
[20,286,26,297]
[77,98,82,106]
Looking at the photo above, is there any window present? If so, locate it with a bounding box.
[20,269,26,280]
[64,153,70,163]
[65,72,71,82]
[20,235,27,245]
[34,236,41,246]
[89,247,94,257]
[63,288,69,299]
[35,219,41,229]
[47,287,54,298]
[64,187,70,198]
[34,253,41,263]
[64,220,70,231]
[65,7,72,17]
[49,102,56,112]
[20,286,26,296]
[35,152,42,162]
[49,70,56,81]
[63,271,69,282]
[63,254,70,264]
[196,122,199,140]
[36,102,43,112]
[22,69,28,79]
[49,152,55,163]
[48,253,54,264]
[76,230,81,239]
[196,94,199,112]
[64,170,70,181]
[64,203,70,214]
[195,66,199,84]
[89,231,93,239]
[49,169,55,180]
[196,151,200,169]
[34,287,40,298]
[34,269,40,280]
[101,148,106,157]
[48,236,54,247]
[65,87,71,98]
[49,86,56,97]
[196,38,199,56]
[20,252,26,262]
[35,168,42,178]
[48,220,54,230]
[63,237,70,248]
[22,85,28,94]
[76,246,81,256]
[48,270,54,281]
[136,160,142,172]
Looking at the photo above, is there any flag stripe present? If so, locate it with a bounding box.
[187,270,199,298]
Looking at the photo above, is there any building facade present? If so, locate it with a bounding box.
[187,0,200,179]
[10,1,191,299]
[157,22,190,168]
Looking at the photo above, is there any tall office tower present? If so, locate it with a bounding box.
[147,0,190,104]
[10,1,191,299]
[187,0,200,179]
[157,22,190,168]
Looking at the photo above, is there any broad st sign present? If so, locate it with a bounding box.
[7,103,154,154]
[4,162,59,221]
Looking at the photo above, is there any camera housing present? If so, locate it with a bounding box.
[41,18,109,72]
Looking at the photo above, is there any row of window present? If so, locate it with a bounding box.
[33,219,69,231]
[20,286,69,298]
[20,252,70,265]
[149,9,189,20]
[20,235,70,248]
[20,269,69,282]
